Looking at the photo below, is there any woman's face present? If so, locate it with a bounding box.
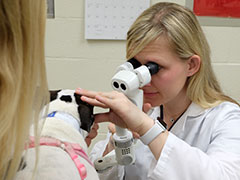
[135,35,190,107]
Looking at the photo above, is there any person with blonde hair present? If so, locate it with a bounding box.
[77,2,240,180]
[0,0,49,179]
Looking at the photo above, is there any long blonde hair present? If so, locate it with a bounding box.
[0,0,49,179]
[127,2,239,108]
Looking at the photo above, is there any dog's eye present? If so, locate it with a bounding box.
[60,95,72,103]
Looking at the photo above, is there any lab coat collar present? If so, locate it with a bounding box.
[186,102,206,117]
[170,102,206,135]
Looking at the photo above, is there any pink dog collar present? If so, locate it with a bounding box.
[28,136,93,180]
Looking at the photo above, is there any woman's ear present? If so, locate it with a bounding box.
[187,55,201,77]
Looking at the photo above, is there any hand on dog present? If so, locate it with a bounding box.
[76,88,154,135]
[85,122,99,147]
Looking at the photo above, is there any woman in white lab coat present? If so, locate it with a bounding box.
[77,2,240,180]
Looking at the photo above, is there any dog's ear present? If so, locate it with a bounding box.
[74,93,94,132]
[49,90,61,101]
[78,104,94,132]
[74,93,82,105]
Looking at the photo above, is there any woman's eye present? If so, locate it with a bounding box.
[144,61,161,74]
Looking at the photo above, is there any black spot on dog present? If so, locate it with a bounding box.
[50,90,61,101]
[60,95,72,103]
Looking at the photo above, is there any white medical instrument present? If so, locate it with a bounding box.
[94,58,159,172]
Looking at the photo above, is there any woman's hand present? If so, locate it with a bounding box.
[108,122,140,139]
[102,122,140,156]
[76,88,154,136]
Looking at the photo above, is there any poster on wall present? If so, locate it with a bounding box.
[193,0,240,18]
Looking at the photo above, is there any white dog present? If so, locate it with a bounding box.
[15,89,99,180]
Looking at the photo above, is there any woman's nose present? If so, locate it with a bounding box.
[144,82,152,87]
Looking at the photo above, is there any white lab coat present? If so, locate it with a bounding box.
[90,102,240,180]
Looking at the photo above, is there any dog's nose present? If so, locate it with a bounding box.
[60,95,72,103]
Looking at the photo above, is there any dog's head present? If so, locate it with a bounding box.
[49,89,94,132]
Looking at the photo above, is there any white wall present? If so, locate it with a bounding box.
[45,0,240,151]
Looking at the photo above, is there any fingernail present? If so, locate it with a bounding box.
[76,88,82,93]
[81,96,86,100]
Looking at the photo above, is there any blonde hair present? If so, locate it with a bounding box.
[127,2,239,108]
[0,0,49,179]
